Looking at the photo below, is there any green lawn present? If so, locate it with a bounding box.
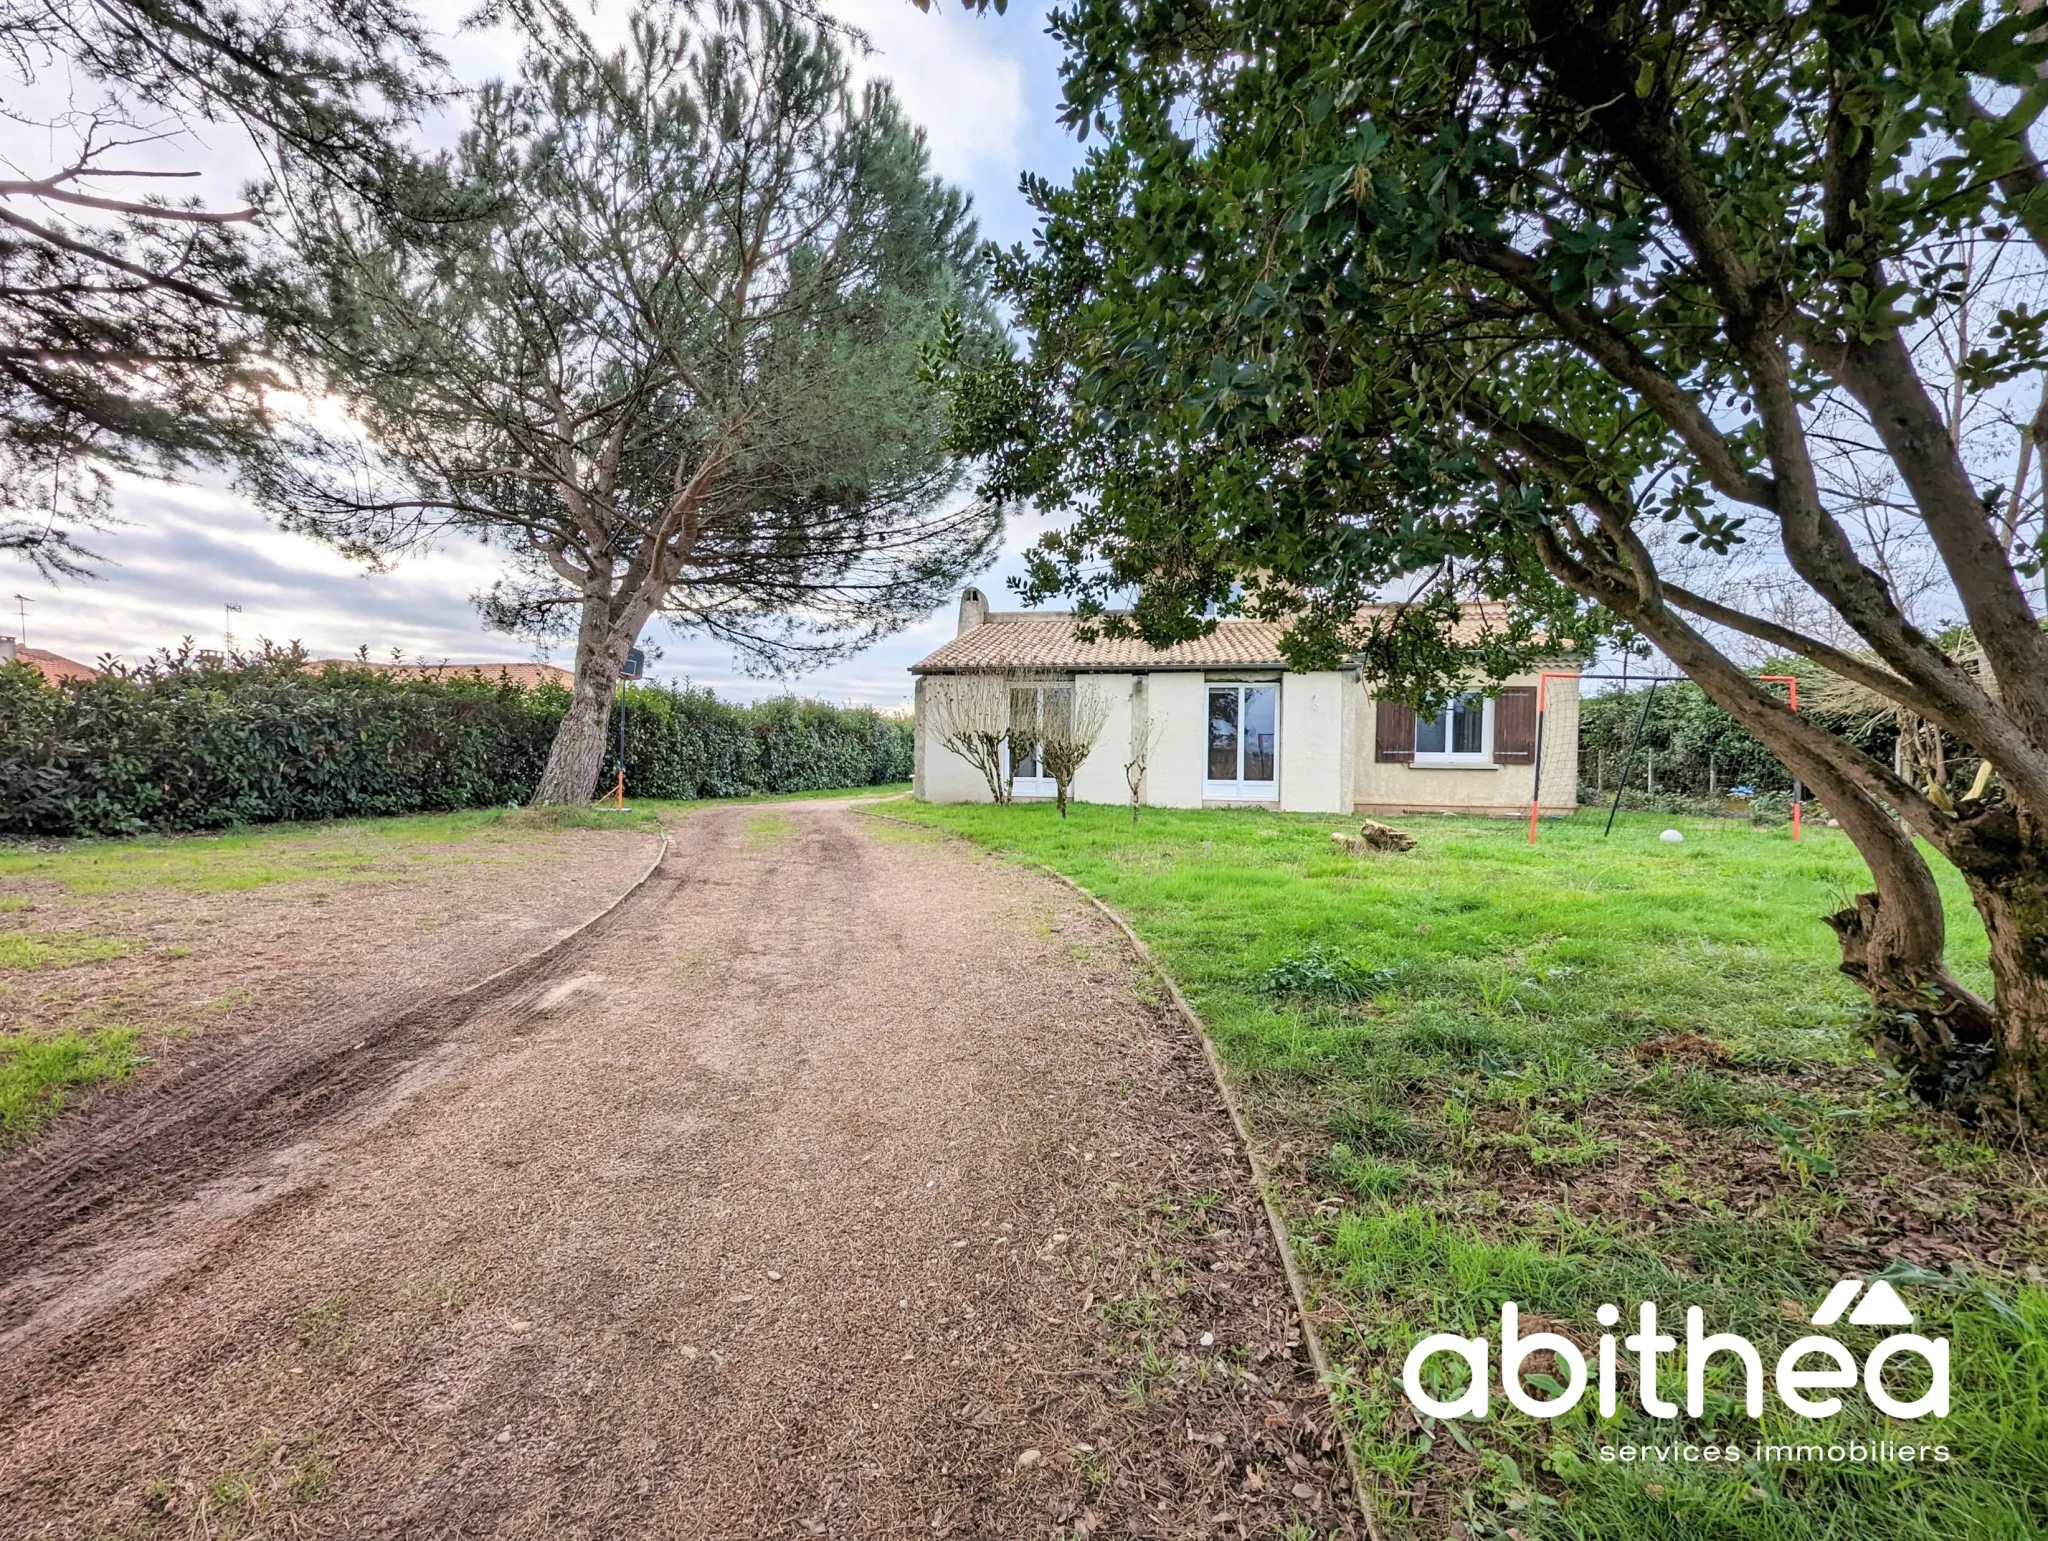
[881,800,2048,1541]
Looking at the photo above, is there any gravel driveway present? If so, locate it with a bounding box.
[0,801,1357,1539]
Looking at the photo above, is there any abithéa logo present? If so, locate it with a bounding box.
[1402,1278,1946,1422]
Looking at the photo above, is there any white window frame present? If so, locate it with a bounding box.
[1002,680,1069,798]
[1412,692,1493,767]
[1203,680,1281,799]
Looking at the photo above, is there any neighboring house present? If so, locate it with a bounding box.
[0,637,99,685]
[310,659,576,690]
[910,590,1582,817]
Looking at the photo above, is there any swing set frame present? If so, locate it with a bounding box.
[1525,671,1806,844]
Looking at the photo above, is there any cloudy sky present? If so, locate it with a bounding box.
[8,1,1085,708]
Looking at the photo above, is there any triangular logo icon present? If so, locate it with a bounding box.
[1847,1279,1915,1327]
[1811,1279,1861,1326]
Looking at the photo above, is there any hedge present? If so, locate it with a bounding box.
[0,648,913,837]
[1577,675,1893,801]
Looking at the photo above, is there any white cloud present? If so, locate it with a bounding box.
[831,0,1026,186]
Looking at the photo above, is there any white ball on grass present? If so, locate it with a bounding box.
[1659,829,1684,844]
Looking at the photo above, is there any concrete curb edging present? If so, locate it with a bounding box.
[454,827,671,1002]
[859,811,1384,1541]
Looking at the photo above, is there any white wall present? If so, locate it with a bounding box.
[917,665,1571,816]
[1278,670,1353,814]
[1144,671,1207,808]
[914,672,1140,807]
[914,676,1004,803]
[1070,674,1133,806]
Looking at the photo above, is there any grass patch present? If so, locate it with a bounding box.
[744,811,798,847]
[633,781,910,819]
[0,928,138,970]
[882,801,2046,1540]
[0,786,907,898]
[502,804,664,833]
[0,809,546,895]
[0,1025,141,1144]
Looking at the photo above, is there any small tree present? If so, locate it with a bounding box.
[282,0,1001,804]
[921,673,1010,803]
[1038,681,1112,817]
[1003,678,1046,805]
[1124,702,1163,824]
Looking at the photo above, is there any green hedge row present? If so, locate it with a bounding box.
[0,649,913,837]
[1578,675,1893,800]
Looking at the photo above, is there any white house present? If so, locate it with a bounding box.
[910,589,1582,817]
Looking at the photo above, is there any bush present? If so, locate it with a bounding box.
[0,645,912,837]
[1259,944,1398,1001]
[1577,672,1891,802]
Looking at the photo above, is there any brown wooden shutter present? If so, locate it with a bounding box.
[1374,698,1415,762]
[1493,686,1537,764]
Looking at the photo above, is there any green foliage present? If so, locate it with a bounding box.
[1580,681,1893,802]
[1259,943,1396,1002]
[0,649,910,836]
[4,0,436,577]
[610,684,911,804]
[282,0,1004,708]
[953,0,2048,671]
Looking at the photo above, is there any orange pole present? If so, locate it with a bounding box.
[613,768,625,809]
[1758,675,1801,840]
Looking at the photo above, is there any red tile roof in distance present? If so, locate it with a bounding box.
[2,644,99,684]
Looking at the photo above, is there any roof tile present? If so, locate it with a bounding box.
[909,601,1555,674]
[911,617,1290,673]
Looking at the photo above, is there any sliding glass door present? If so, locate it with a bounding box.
[1204,683,1278,798]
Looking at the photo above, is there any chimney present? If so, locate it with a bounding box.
[957,587,989,635]
[0,636,15,663]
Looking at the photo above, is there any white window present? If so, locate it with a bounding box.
[1413,692,1491,765]
[1204,682,1279,798]
[1005,681,1071,796]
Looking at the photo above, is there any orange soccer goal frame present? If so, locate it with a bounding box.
[1526,671,1805,844]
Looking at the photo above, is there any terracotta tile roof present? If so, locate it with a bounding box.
[911,616,1292,674]
[2,644,99,683]
[310,659,576,690]
[910,600,1569,675]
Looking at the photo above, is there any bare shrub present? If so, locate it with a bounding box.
[1124,703,1164,823]
[922,675,1011,803]
[1039,682,1114,817]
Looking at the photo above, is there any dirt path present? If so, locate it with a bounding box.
[0,803,1356,1539]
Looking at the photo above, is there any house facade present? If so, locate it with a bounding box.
[910,590,1581,818]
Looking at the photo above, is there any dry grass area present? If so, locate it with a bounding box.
[0,810,663,1145]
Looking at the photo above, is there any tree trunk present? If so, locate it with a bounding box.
[1944,802,2048,1130]
[532,674,617,805]
[531,577,647,806]
[1536,549,2015,1122]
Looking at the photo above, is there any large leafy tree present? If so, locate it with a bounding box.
[949,0,2048,1128]
[0,0,436,575]
[282,0,1001,804]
